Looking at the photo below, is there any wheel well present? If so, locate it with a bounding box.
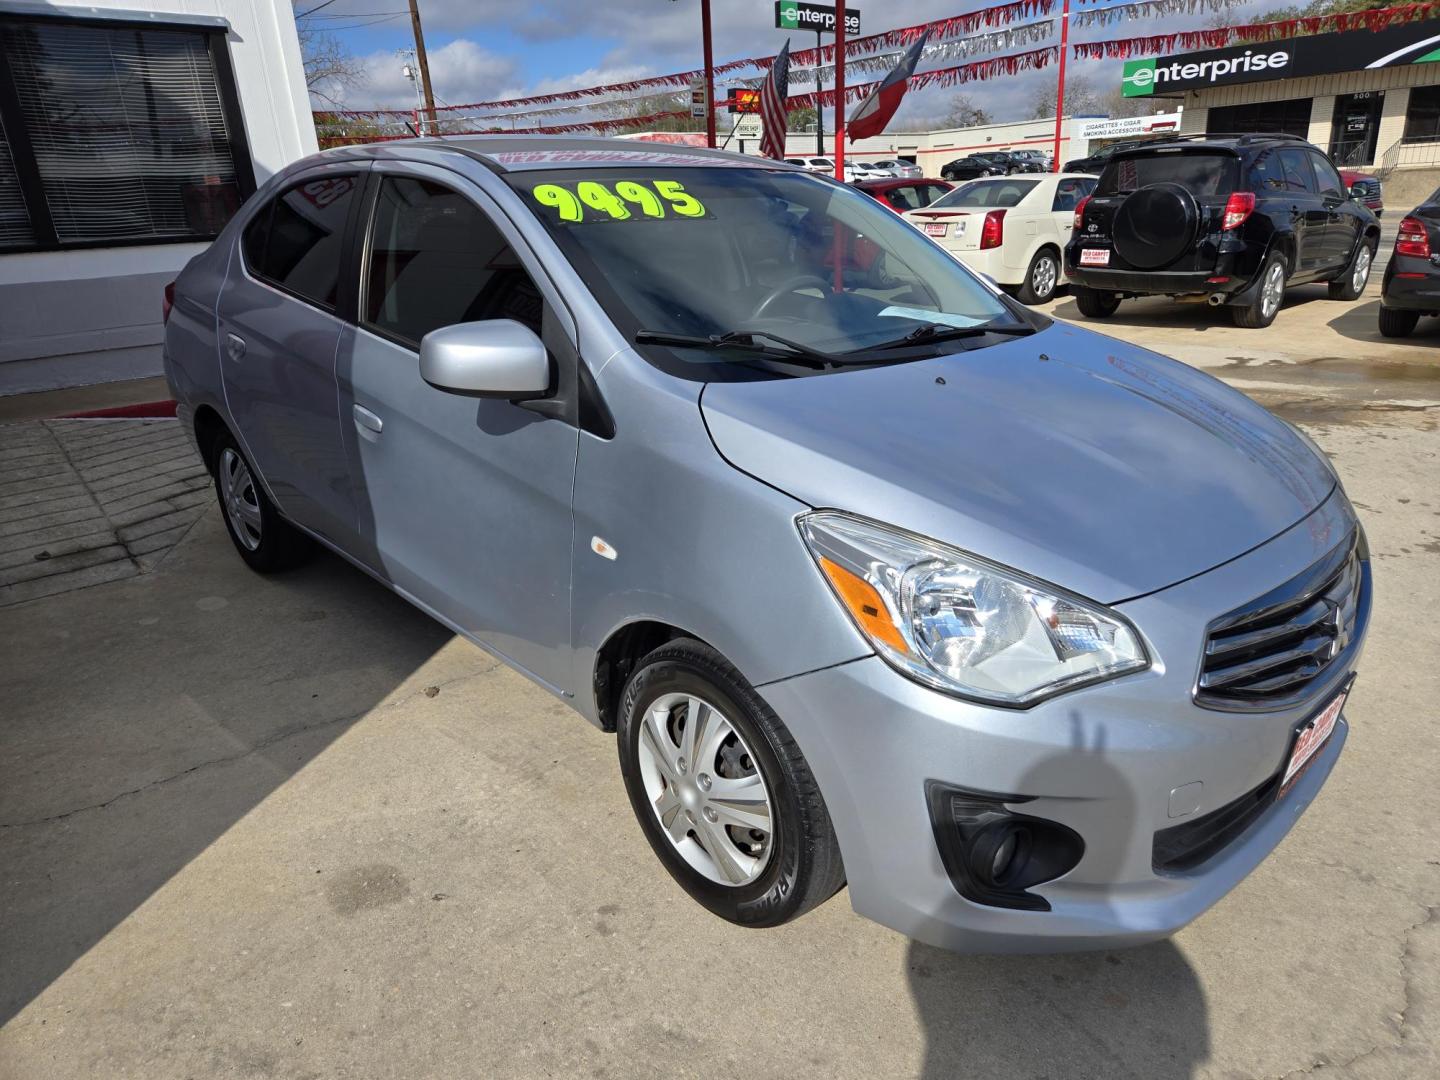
[593,620,694,732]
[1364,224,1382,247]
[191,405,227,473]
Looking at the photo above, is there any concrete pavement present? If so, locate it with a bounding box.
[1,287,1438,1078]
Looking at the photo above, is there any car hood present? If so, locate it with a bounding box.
[700,322,1335,603]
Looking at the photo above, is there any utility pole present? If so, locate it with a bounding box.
[407,0,437,134]
[701,0,716,148]
[1052,0,1070,171]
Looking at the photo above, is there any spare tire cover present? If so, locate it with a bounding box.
[1113,182,1198,270]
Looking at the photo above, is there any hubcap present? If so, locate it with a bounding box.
[218,447,262,551]
[1353,246,1372,292]
[1261,263,1285,319]
[1032,256,1058,299]
[636,692,774,887]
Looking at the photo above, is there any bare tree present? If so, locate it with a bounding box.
[299,27,364,108]
[942,94,991,129]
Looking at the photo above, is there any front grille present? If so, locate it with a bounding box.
[1196,533,1367,711]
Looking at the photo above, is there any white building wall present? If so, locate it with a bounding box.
[0,0,316,393]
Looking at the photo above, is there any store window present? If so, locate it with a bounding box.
[0,14,254,252]
[1207,98,1313,138]
[1403,85,1440,142]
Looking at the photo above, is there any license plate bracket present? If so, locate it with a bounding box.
[923,222,948,237]
[1079,247,1110,267]
[1279,677,1353,795]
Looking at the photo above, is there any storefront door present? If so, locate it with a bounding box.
[1329,93,1385,168]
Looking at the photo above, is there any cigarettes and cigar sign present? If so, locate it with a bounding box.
[1122,17,1440,96]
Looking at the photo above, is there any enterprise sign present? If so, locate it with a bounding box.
[1123,18,1440,96]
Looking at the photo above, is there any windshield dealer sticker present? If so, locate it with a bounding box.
[530,180,708,223]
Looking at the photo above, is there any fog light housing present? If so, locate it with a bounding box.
[925,781,1085,911]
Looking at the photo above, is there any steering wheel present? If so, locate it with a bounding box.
[750,275,829,321]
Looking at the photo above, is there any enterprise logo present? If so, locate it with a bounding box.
[1122,50,1290,96]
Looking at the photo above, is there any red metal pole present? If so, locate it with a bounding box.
[701,0,716,149]
[1052,0,1070,172]
[834,0,846,182]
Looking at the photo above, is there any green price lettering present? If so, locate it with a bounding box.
[532,183,583,222]
[529,179,709,223]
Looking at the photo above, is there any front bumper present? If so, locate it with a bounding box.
[760,489,1365,953]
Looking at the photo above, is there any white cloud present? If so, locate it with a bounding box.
[345,38,520,110]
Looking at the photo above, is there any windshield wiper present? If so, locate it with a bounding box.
[634,328,836,370]
[860,319,1038,353]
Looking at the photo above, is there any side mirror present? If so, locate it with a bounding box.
[418,319,550,399]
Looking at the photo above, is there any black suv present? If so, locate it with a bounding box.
[1065,133,1381,328]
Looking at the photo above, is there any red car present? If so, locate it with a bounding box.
[1340,170,1383,216]
[854,178,953,214]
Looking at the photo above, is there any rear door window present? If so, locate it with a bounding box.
[883,185,924,211]
[1052,177,1094,212]
[363,175,543,347]
[1097,152,1238,197]
[242,174,358,310]
[1278,149,1319,194]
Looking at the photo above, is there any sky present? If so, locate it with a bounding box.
[296,0,1285,126]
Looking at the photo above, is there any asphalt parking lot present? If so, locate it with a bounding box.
[2,278,1438,1079]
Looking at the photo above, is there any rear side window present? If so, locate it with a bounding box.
[883,185,924,211]
[242,175,358,310]
[1097,152,1238,197]
[363,175,543,347]
[932,179,1038,209]
[1052,177,1095,212]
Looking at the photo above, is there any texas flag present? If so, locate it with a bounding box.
[847,31,930,142]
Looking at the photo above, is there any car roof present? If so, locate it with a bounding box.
[1110,132,1312,160]
[324,134,779,173]
[855,178,946,190]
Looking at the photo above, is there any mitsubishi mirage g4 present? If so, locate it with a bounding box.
[163,137,1370,952]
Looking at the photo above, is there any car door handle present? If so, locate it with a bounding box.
[225,333,246,362]
[352,404,383,434]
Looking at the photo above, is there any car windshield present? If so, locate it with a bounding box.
[509,166,1018,376]
[931,179,1039,208]
[1098,151,1239,196]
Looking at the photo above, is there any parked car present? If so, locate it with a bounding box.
[940,154,1006,181]
[1340,169,1384,216]
[166,136,1370,953]
[843,161,886,182]
[855,177,953,213]
[1065,133,1381,328]
[984,151,1043,175]
[873,158,923,179]
[785,156,835,173]
[905,174,1097,304]
[1377,195,1440,336]
[1064,139,1147,176]
[1009,149,1053,172]
[851,160,898,178]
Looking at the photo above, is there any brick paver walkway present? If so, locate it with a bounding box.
[0,419,212,606]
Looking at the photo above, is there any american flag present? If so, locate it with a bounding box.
[759,40,791,161]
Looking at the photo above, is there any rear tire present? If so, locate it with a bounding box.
[1328,238,1375,301]
[1073,285,1121,318]
[209,431,312,573]
[1378,306,1419,338]
[1233,251,1288,329]
[617,638,845,928]
[1017,248,1061,305]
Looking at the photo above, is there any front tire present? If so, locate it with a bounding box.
[1378,306,1419,337]
[209,432,312,573]
[1017,248,1061,305]
[617,639,844,928]
[1073,285,1121,318]
[1233,251,1288,328]
[1328,238,1375,301]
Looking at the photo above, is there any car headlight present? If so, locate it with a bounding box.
[799,512,1149,707]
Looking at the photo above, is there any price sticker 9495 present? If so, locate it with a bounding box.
[530,179,708,223]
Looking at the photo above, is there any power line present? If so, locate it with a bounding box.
[295,0,343,18]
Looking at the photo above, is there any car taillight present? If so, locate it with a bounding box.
[980,209,1006,250]
[1396,216,1431,259]
[1221,191,1255,231]
[163,280,176,324]
[1072,194,1092,231]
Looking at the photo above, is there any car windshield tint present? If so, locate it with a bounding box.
[931,179,1038,209]
[509,167,1014,374]
[1098,152,1238,196]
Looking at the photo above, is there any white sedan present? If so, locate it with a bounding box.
[903,173,1096,304]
